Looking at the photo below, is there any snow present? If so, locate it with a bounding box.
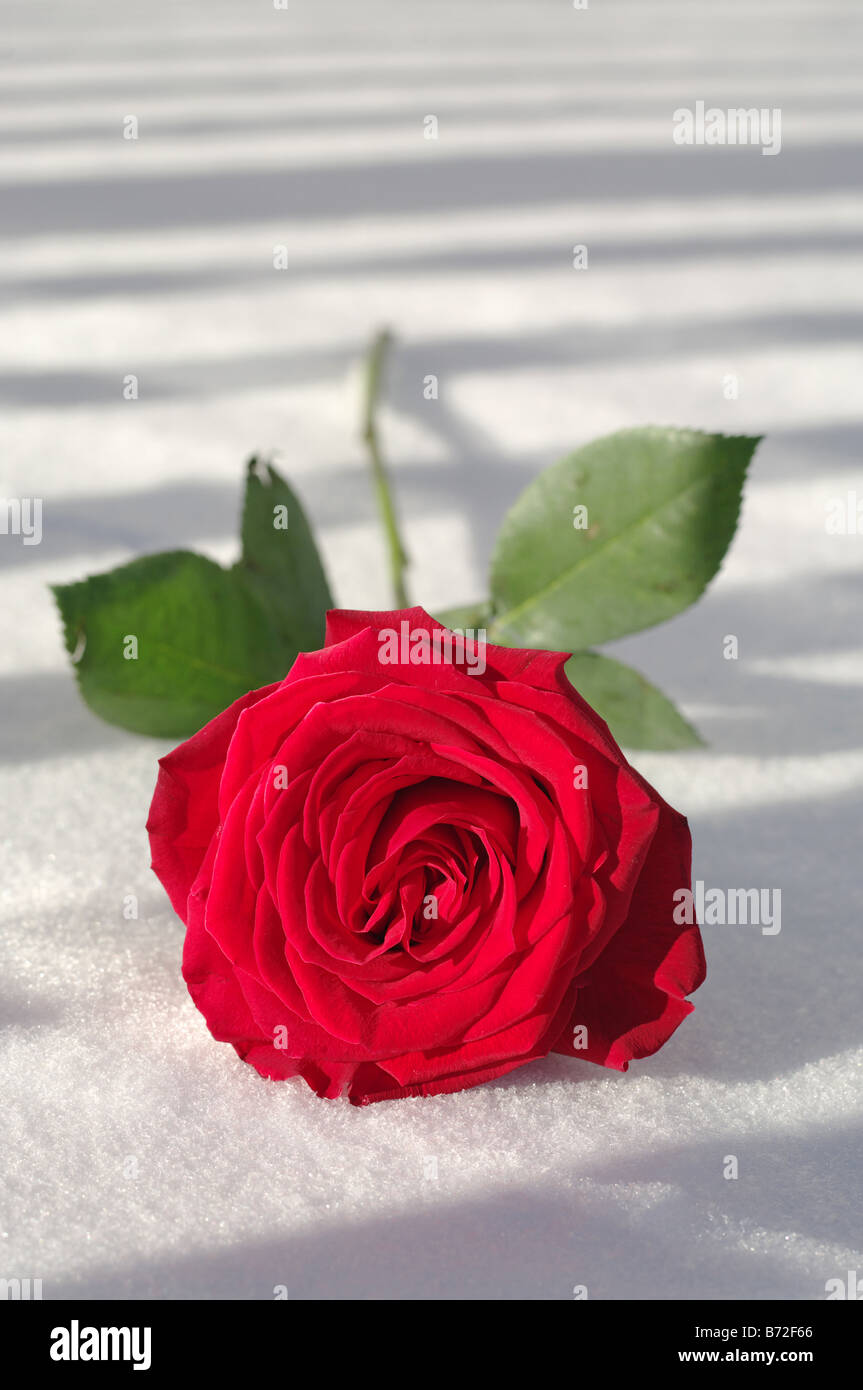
[1,0,861,1300]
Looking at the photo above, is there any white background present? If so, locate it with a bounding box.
[1,0,861,1299]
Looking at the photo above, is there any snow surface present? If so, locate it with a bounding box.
[1,0,861,1300]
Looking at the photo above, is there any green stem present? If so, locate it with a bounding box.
[361,328,410,609]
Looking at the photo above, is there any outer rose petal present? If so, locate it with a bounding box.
[183,840,264,1051]
[147,682,278,921]
[554,800,706,1069]
[237,979,579,1105]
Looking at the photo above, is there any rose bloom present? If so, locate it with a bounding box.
[147,607,705,1104]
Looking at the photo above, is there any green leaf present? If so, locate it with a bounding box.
[564,651,703,750]
[53,460,334,739]
[53,551,280,738]
[239,456,333,650]
[488,428,759,651]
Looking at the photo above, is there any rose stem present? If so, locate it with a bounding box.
[361,327,411,609]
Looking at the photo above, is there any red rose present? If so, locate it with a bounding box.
[147,606,705,1104]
